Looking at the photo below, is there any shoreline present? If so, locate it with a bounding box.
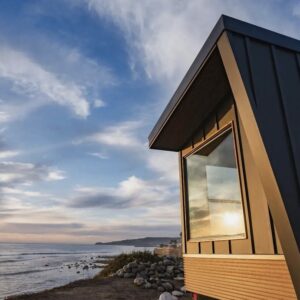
[7,276,191,300]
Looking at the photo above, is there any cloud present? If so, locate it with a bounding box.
[0,46,90,118]
[0,161,66,186]
[77,118,179,182]
[0,150,20,159]
[88,152,108,159]
[0,187,50,197]
[46,170,66,181]
[146,151,178,182]
[93,99,106,108]
[85,0,300,92]
[69,175,176,209]
[76,121,142,148]
[0,222,84,234]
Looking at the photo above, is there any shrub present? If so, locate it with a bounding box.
[96,251,159,278]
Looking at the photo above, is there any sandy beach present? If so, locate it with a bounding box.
[8,277,192,300]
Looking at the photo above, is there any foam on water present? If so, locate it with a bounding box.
[0,243,149,299]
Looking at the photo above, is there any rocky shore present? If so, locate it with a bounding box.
[8,253,191,300]
[114,256,186,297]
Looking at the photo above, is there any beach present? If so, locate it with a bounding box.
[0,243,152,299]
[8,276,192,300]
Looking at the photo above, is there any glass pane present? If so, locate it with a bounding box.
[185,129,246,240]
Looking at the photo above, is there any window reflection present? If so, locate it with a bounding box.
[185,129,246,240]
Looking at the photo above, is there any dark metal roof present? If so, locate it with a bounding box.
[148,15,300,150]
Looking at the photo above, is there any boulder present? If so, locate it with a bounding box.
[157,286,165,292]
[172,290,184,297]
[163,259,173,266]
[166,266,175,273]
[133,277,145,286]
[144,282,152,289]
[123,272,134,278]
[116,269,124,277]
[83,265,89,270]
[162,282,173,292]
[128,261,138,268]
[159,292,178,300]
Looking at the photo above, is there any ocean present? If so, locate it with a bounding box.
[0,243,151,299]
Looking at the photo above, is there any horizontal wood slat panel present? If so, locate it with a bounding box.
[184,256,296,299]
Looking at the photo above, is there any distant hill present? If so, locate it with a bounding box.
[95,237,180,247]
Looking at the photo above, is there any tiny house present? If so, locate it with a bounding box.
[149,16,300,299]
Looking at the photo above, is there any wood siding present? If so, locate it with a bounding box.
[184,255,297,300]
[180,97,280,256]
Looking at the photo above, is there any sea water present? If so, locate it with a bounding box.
[0,243,150,299]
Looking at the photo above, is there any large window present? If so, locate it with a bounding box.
[185,127,246,241]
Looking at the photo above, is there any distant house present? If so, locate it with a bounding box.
[149,15,300,299]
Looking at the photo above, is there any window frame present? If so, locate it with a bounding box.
[182,121,248,243]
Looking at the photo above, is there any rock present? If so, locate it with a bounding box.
[44,264,49,267]
[144,282,152,289]
[124,272,134,278]
[137,270,148,279]
[151,283,158,289]
[128,261,138,268]
[137,264,146,272]
[159,292,178,300]
[158,286,165,292]
[76,271,80,274]
[174,276,184,281]
[83,265,89,270]
[133,277,145,286]
[163,259,173,266]
[172,290,184,297]
[157,266,166,272]
[180,286,186,293]
[166,266,175,273]
[116,269,124,277]
[162,282,173,292]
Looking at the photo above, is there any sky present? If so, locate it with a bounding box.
[0,0,300,244]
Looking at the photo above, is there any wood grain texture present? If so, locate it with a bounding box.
[218,32,300,297]
[184,255,297,299]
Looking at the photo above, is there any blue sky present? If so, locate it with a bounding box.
[0,0,300,243]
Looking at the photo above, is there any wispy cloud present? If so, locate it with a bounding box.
[0,187,50,197]
[85,0,300,92]
[93,99,106,108]
[0,150,20,159]
[76,121,143,148]
[69,175,176,209]
[0,161,66,186]
[88,152,108,159]
[0,46,90,118]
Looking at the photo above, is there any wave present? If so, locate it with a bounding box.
[0,252,85,256]
[0,268,56,277]
[0,259,20,264]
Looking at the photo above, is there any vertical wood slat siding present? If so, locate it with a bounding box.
[230,105,254,255]
[238,114,275,254]
[228,31,300,251]
[180,96,279,256]
[179,151,187,254]
[184,256,297,300]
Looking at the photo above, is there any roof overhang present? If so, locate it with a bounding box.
[148,15,300,151]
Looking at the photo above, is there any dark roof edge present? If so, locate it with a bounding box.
[148,15,300,148]
[148,15,226,148]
